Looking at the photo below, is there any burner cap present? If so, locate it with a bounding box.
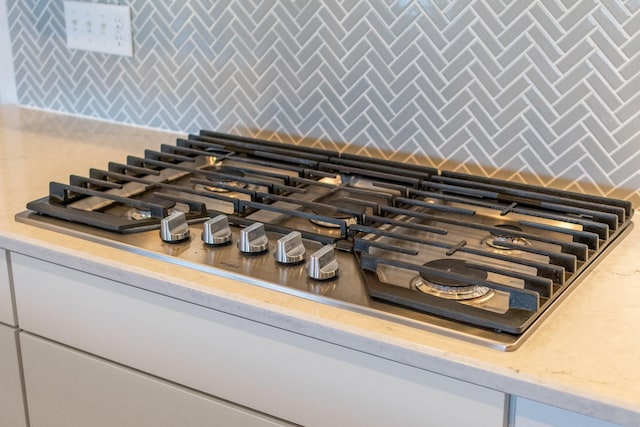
[201,167,247,193]
[309,204,361,228]
[412,259,492,301]
[486,224,530,249]
[124,196,182,221]
[419,259,487,286]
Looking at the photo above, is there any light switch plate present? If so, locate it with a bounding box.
[64,1,133,56]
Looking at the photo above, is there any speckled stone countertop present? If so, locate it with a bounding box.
[1,106,638,426]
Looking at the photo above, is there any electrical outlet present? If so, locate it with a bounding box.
[64,1,133,56]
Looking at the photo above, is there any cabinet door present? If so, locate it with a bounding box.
[21,333,291,427]
[513,397,620,427]
[0,323,27,427]
[0,249,15,325]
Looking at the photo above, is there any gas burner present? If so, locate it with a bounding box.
[199,167,247,193]
[411,259,493,301]
[484,224,531,250]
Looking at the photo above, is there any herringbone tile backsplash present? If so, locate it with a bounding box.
[7,0,640,204]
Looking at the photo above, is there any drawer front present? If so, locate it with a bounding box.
[12,253,505,427]
[0,249,15,325]
[513,397,620,427]
[21,333,289,427]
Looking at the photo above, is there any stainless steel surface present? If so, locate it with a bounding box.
[159,211,190,243]
[275,232,306,265]
[237,222,268,254]
[306,245,339,281]
[202,215,232,246]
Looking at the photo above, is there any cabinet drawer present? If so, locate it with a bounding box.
[12,253,505,427]
[0,249,15,325]
[21,333,289,427]
[513,397,620,427]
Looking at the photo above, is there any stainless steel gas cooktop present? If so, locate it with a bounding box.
[16,130,634,350]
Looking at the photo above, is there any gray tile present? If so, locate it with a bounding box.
[467,101,498,135]
[500,0,531,26]
[469,42,501,77]
[529,4,563,41]
[583,95,620,132]
[499,13,533,47]
[443,9,475,42]
[527,25,562,62]
[549,124,588,157]
[616,71,640,102]
[623,7,640,34]
[494,116,527,145]
[470,20,502,57]
[521,128,556,163]
[469,61,501,97]
[614,90,640,123]
[468,81,500,115]
[440,109,472,139]
[442,30,474,63]
[590,29,626,68]
[612,110,640,143]
[619,48,640,79]
[553,82,590,114]
[556,40,594,73]
[496,77,530,108]
[559,0,598,31]
[416,0,449,31]
[591,7,628,46]
[442,50,474,81]
[495,98,529,129]
[558,16,595,52]
[441,89,473,120]
[622,32,640,58]
[497,56,532,88]
[587,73,622,110]
[552,103,589,134]
[526,46,561,83]
[497,34,532,68]
[414,92,445,127]
[441,69,473,100]
[477,1,505,31]
[415,14,447,50]
[524,108,557,143]
[579,135,617,171]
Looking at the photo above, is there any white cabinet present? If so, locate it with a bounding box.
[0,323,27,427]
[12,252,506,427]
[513,397,620,427]
[20,332,289,427]
[0,249,15,325]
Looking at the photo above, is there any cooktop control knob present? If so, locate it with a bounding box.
[307,245,339,280]
[238,222,269,254]
[202,215,232,245]
[275,231,306,265]
[160,211,190,243]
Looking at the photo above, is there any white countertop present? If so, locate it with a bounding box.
[1,106,638,426]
